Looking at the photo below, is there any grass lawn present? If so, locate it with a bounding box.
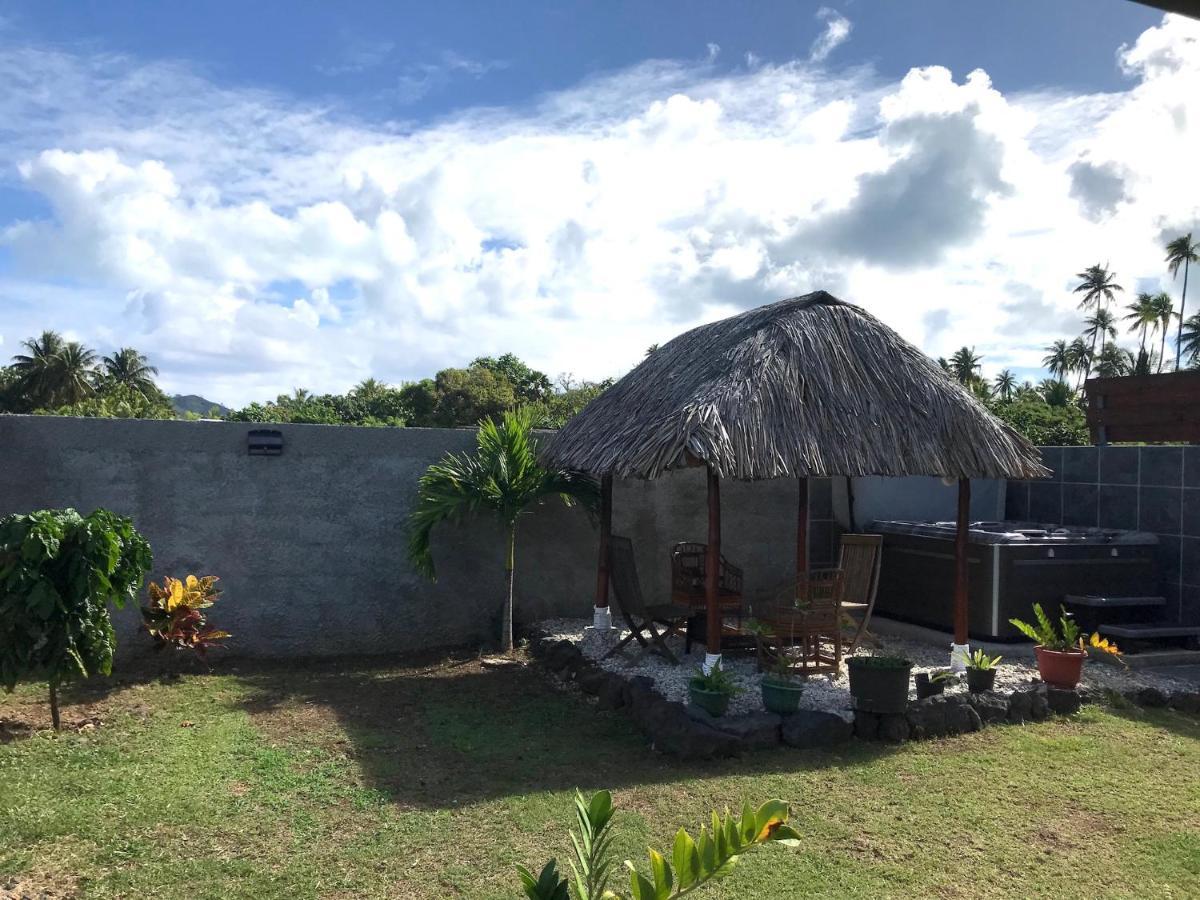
[2,653,1198,899]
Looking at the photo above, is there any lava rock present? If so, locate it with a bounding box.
[853,711,880,741]
[1045,686,1082,716]
[652,704,741,759]
[877,714,911,743]
[544,640,580,673]
[945,695,983,733]
[781,710,853,749]
[597,675,628,711]
[1168,691,1200,715]
[906,696,950,739]
[1007,689,1033,724]
[686,708,781,750]
[967,691,1009,725]
[1129,686,1169,708]
[576,668,608,696]
[1029,687,1050,721]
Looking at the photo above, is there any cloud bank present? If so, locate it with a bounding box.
[0,14,1198,405]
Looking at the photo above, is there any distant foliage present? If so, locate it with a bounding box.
[0,508,152,727]
[987,397,1089,446]
[143,574,230,654]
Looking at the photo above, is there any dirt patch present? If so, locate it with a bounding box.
[1031,810,1123,854]
[0,875,77,899]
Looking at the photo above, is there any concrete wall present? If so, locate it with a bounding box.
[1004,445,1200,625]
[0,415,1020,658]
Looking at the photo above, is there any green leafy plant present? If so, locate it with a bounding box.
[517,790,801,900]
[142,574,230,654]
[0,508,152,728]
[927,668,957,683]
[847,654,911,670]
[688,662,741,696]
[1009,603,1122,657]
[960,649,1002,671]
[408,407,599,652]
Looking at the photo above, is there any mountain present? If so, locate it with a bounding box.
[171,394,230,418]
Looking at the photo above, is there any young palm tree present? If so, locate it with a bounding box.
[993,368,1016,402]
[10,330,65,407]
[1038,378,1074,407]
[1093,343,1134,378]
[1083,308,1118,354]
[56,342,98,405]
[1181,312,1200,369]
[101,347,159,397]
[1042,340,1071,382]
[948,346,982,385]
[408,407,599,652]
[1150,291,1176,373]
[1166,233,1199,368]
[1123,292,1160,357]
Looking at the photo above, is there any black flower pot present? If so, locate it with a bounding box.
[847,656,912,715]
[914,672,946,700]
[966,667,996,693]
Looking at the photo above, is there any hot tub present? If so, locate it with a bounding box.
[869,520,1160,640]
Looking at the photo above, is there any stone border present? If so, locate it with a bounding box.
[526,629,1200,760]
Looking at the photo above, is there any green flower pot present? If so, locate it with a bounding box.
[689,685,732,717]
[761,678,804,714]
[846,656,912,715]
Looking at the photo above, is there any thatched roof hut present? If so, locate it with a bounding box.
[543,291,1046,481]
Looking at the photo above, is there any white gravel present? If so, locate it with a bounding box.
[536,617,1196,721]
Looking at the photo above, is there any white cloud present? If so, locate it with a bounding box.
[1,15,1199,404]
[809,7,852,64]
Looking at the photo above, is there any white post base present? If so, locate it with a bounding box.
[580,607,617,653]
[950,642,970,672]
[592,606,612,631]
[703,652,723,674]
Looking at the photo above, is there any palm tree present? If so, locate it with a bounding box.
[1093,343,1134,378]
[1181,312,1200,368]
[993,369,1016,402]
[1150,292,1176,373]
[56,342,98,405]
[948,346,982,385]
[1073,263,1123,313]
[101,347,159,397]
[1068,337,1092,390]
[1166,233,1199,368]
[1042,340,1071,382]
[10,330,65,406]
[1083,308,1118,354]
[1123,293,1160,358]
[1038,378,1074,407]
[408,407,599,652]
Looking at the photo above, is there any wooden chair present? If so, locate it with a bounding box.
[670,542,744,625]
[833,534,883,652]
[605,535,693,664]
[756,568,845,675]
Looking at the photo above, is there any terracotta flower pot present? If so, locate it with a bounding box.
[1034,646,1085,689]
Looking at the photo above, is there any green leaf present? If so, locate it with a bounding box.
[647,848,672,898]
[672,828,699,890]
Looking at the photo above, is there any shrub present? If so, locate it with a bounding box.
[0,508,152,728]
[142,574,230,654]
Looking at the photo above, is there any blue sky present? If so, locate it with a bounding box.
[0,2,1195,404]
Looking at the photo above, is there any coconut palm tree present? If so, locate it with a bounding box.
[1181,312,1200,368]
[408,407,599,652]
[55,342,98,405]
[1038,378,1074,407]
[1042,340,1071,382]
[1073,263,1123,313]
[993,369,1016,402]
[1083,308,1118,355]
[1123,292,1160,358]
[10,330,66,407]
[1167,233,1199,368]
[101,347,159,397]
[1068,337,1093,390]
[1144,291,1175,373]
[948,346,982,386]
[1093,343,1134,378]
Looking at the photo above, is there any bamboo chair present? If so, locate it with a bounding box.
[604,535,693,664]
[756,568,845,675]
[834,534,883,652]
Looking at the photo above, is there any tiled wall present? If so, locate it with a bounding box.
[1004,445,1200,625]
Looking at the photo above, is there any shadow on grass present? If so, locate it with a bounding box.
[228,652,897,810]
[1097,690,1200,740]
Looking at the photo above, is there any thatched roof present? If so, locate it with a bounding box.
[542,291,1047,481]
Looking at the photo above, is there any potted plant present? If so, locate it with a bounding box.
[846,654,912,714]
[913,668,954,700]
[688,663,741,717]
[1010,603,1122,689]
[959,649,1002,693]
[760,654,805,714]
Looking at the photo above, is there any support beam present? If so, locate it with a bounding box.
[796,476,809,591]
[594,474,613,616]
[953,477,971,648]
[705,465,722,664]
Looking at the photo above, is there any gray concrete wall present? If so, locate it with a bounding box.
[0,415,1016,659]
[1005,445,1200,625]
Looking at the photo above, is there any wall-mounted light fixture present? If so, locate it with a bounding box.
[247,429,283,456]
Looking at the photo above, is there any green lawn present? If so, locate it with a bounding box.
[1,654,1198,899]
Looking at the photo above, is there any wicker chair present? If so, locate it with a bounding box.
[755,568,845,675]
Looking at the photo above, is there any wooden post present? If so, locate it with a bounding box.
[594,474,612,611]
[954,477,970,645]
[796,476,809,591]
[705,465,722,656]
